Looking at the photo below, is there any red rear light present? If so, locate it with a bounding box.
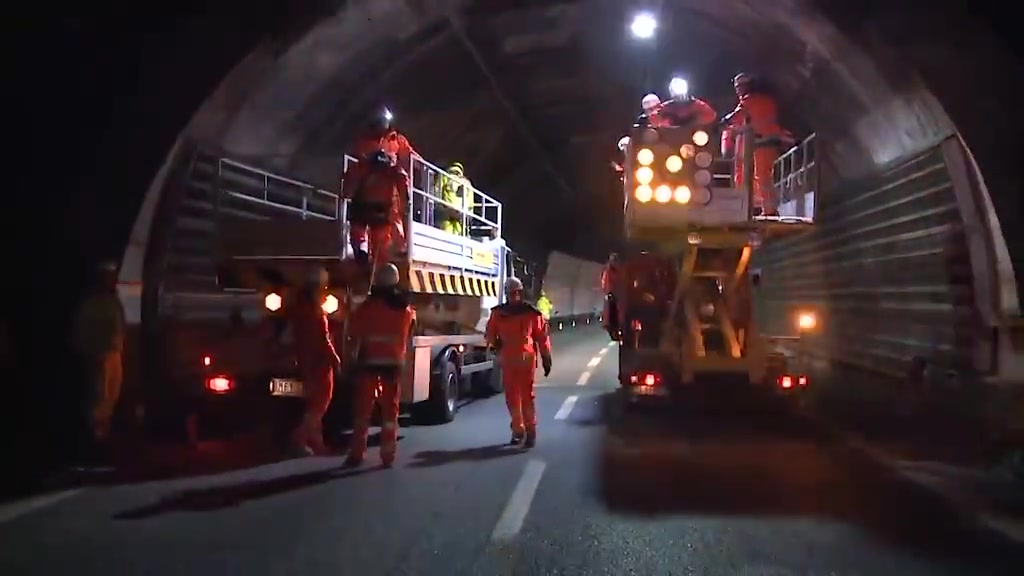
[206,375,234,393]
[632,319,642,331]
[798,375,808,386]
[203,355,212,367]
[644,373,656,386]
[779,375,793,388]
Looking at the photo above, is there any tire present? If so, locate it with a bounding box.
[416,360,458,425]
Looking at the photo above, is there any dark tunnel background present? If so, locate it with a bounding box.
[6,0,1022,494]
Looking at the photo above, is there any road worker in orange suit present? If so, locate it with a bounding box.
[486,277,552,447]
[634,93,662,127]
[345,263,416,468]
[73,261,125,465]
[601,253,622,339]
[286,268,341,457]
[342,149,410,272]
[721,73,794,216]
[650,77,718,129]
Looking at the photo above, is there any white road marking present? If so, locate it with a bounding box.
[554,395,579,420]
[491,459,547,541]
[0,488,86,525]
[598,347,609,357]
[576,371,592,386]
[586,356,601,368]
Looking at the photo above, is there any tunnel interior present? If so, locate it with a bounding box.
[144,0,1020,375]
[10,0,1023,483]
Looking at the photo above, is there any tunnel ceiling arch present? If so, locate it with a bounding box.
[186,0,1019,268]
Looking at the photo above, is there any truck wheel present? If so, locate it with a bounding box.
[417,360,458,425]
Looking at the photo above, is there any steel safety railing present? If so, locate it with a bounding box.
[773,133,817,208]
[342,153,503,240]
[214,157,341,221]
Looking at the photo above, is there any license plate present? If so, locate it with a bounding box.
[270,378,304,397]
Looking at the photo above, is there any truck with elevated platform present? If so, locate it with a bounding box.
[616,123,819,404]
[145,147,514,442]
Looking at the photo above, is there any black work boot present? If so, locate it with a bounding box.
[524,432,536,448]
[509,433,524,446]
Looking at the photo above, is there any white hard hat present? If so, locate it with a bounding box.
[668,77,689,98]
[504,277,524,294]
[377,263,400,287]
[641,93,661,110]
[617,135,631,151]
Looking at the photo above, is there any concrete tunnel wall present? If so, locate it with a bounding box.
[123,0,1022,391]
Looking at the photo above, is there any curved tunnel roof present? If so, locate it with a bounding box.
[185,0,1020,275]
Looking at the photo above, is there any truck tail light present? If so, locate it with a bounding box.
[206,375,234,394]
[779,375,793,388]
[629,372,660,386]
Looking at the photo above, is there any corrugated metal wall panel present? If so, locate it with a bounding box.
[753,144,979,377]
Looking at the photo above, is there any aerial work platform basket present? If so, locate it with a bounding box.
[209,153,509,300]
[620,125,818,384]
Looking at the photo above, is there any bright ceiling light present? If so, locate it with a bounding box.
[630,13,657,39]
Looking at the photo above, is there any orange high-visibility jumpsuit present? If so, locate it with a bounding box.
[486,302,552,443]
[650,97,718,129]
[287,291,340,454]
[724,92,790,213]
[346,291,416,466]
[351,128,417,172]
[342,159,410,268]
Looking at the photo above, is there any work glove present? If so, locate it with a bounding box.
[542,356,552,377]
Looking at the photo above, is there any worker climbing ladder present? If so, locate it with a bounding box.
[620,125,818,386]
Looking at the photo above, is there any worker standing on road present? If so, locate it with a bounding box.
[601,253,622,339]
[345,263,416,468]
[486,277,552,448]
[73,261,126,465]
[438,161,474,235]
[721,73,794,216]
[650,77,718,129]
[343,149,410,275]
[286,268,341,457]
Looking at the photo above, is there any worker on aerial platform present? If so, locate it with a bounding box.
[350,107,418,171]
[438,161,474,235]
[614,93,664,176]
[720,73,794,216]
[649,77,718,130]
[634,93,663,128]
[342,149,409,274]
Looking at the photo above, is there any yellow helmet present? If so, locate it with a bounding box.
[449,162,465,175]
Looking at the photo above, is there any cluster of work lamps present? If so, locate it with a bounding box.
[632,129,715,205]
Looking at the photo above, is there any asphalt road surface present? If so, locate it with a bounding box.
[2,326,1023,575]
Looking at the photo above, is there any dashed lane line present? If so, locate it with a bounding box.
[575,371,592,386]
[0,488,86,525]
[554,395,579,420]
[491,459,547,541]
